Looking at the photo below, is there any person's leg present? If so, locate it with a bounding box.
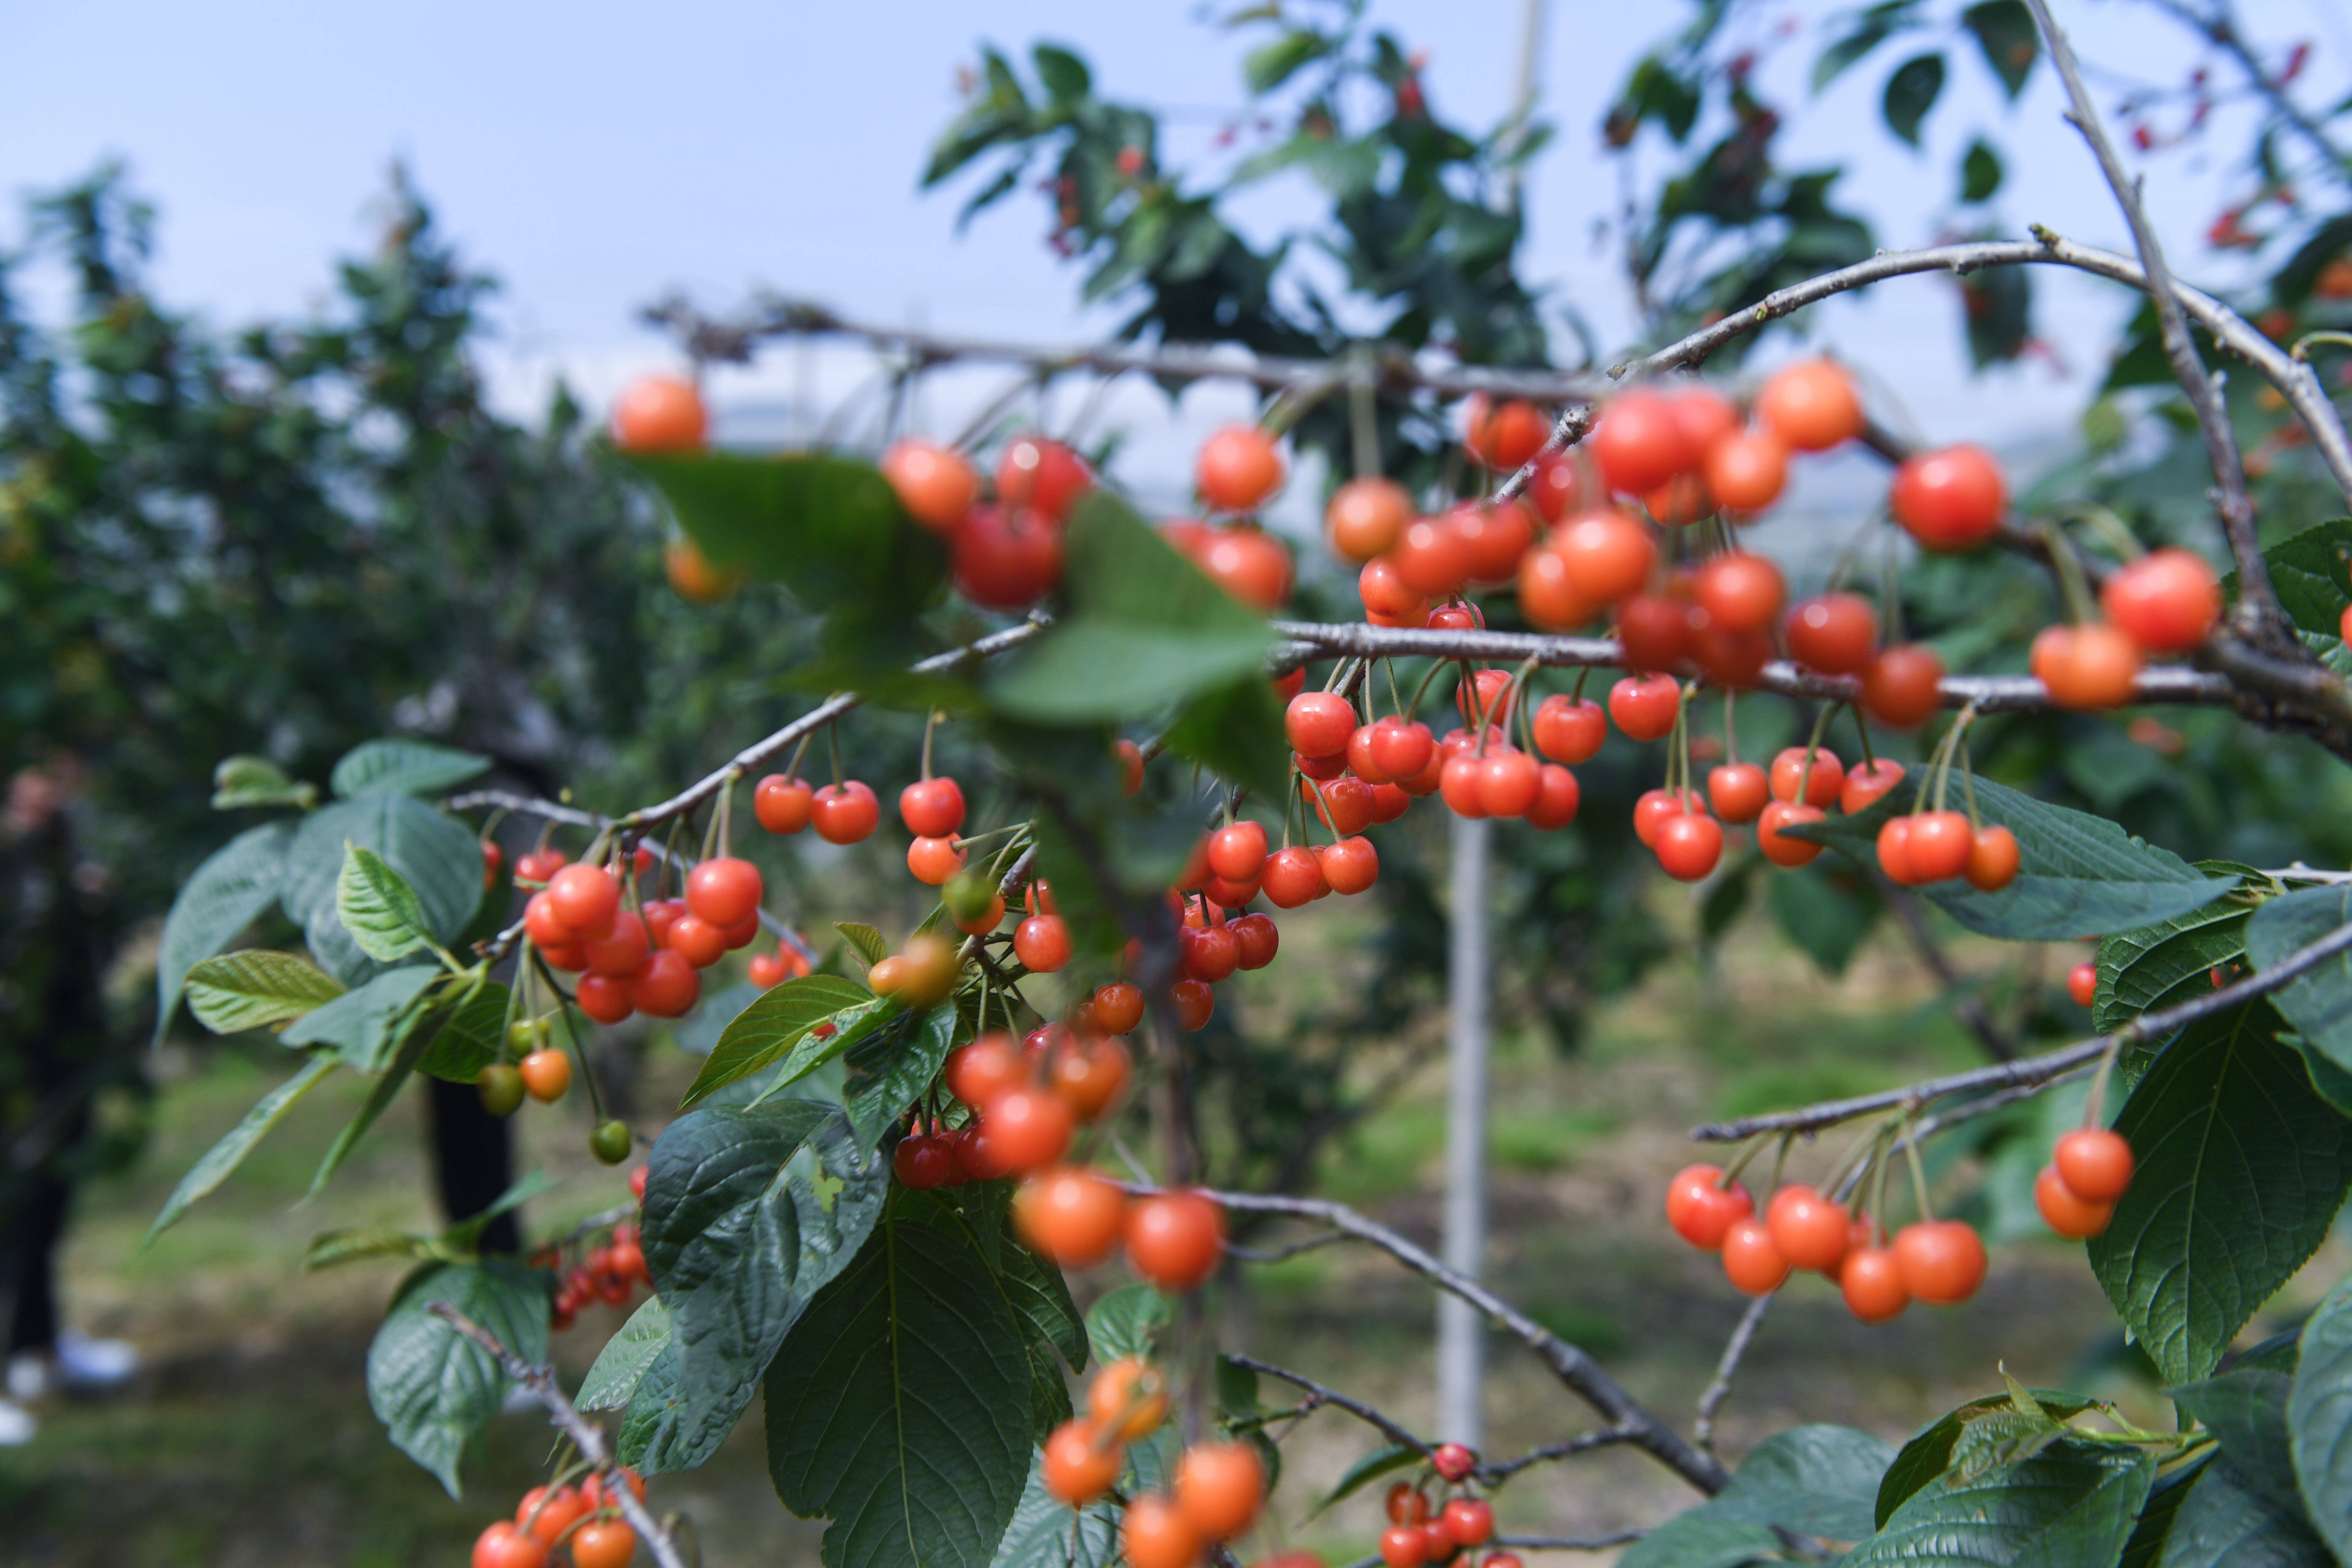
[3,1168,66,1360]
[427,1075,521,1255]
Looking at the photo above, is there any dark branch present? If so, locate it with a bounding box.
[1224,1354,1435,1461]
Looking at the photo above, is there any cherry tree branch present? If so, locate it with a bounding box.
[1693,910,2352,1143]
[1222,1354,1435,1461]
[1691,1291,1777,1454]
[427,1304,687,1568]
[1492,1531,1647,1552]
[2024,0,2281,640]
[1157,1184,1731,1494]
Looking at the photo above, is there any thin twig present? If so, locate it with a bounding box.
[1223,1354,1436,1460]
[427,1304,687,1568]
[1878,883,2017,1062]
[1478,1428,1642,1483]
[1490,1531,1647,1552]
[1692,1292,1776,1453]
[1693,911,2352,1141]
[2025,0,2282,640]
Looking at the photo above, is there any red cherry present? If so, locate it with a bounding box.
[1180,924,1240,984]
[1304,775,1375,836]
[899,777,967,838]
[1708,762,1769,824]
[2032,622,2142,709]
[1462,394,1551,470]
[947,1034,1023,1108]
[1227,912,1279,971]
[585,911,651,978]
[1318,836,1380,894]
[755,774,814,835]
[749,952,789,988]
[1705,428,1789,511]
[1450,500,1536,584]
[1694,553,1785,634]
[1369,717,1437,779]
[1197,425,1285,511]
[1285,692,1357,759]
[1591,391,1696,495]
[1554,509,1657,604]
[1208,821,1269,884]
[1261,846,1326,908]
[685,857,762,928]
[577,972,636,1025]
[1769,746,1844,809]
[2054,1127,2135,1203]
[1756,802,1825,867]
[986,1088,1075,1175]
[2036,1165,2114,1239]
[1721,1218,1791,1294]
[1327,477,1413,561]
[1632,787,1706,847]
[1608,673,1681,741]
[1655,811,1724,881]
[1476,750,1541,817]
[474,1521,550,1568]
[1380,1525,1430,1568]
[1441,1499,1493,1547]
[1533,695,1607,762]
[811,781,880,844]
[997,435,1094,524]
[629,949,701,1017]
[1755,359,1862,451]
[1014,915,1073,972]
[1524,764,1580,830]
[1838,759,1907,815]
[1125,1190,1225,1290]
[953,504,1064,607]
[1359,557,1430,623]
[1893,1220,1987,1304]
[906,836,968,886]
[1666,1164,1755,1249]
[1690,622,1772,689]
[1783,593,1879,674]
[1198,523,1294,610]
[610,375,707,454]
[1394,516,1472,598]
[881,439,978,534]
[1432,1443,1476,1483]
[1616,593,1693,672]
[1526,452,1583,522]
[1516,541,1592,631]
[1765,1184,1851,1272]
[1841,1246,1910,1323]
[1170,977,1215,1032]
[1876,817,1919,885]
[1965,825,2020,891]
[1892,444,2007,551]
[1906,810,1974,882]
[1861,645,1945,729]
[2067,962,2099,1008]
[2103,548,2221,651]
[547,865,621,937]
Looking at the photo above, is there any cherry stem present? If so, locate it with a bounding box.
[2086,1039,2119,1128]
[660,817,685,901]
[1881,541,1907,646]
[1849,705,1879,770]
[828,721,846,791]
[2060,501,2147,564]
[1796,702,1835,804]
[2042,521,2102,626]
[920,710,939,781]
[1901,1123,1935,1223]
[783,732,814,785]
[1959,740,1984,832]
[716,771,737,858]
[532,950,608,1124]
[1718,1134,1771,1188]
[1723,691,1741,768]
[1820,1114,1891,1198]
[1384,659,1404,722]
[1871,1130,1896,1245]
[1404,657,1451,722]
[1348,358,1381,482]
[1302,773,1344,847]
[1571,665,1592,702]
[1765,1132,1793,1198]
[1930,704,1979,816]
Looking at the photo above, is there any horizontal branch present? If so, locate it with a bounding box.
[1271,621,2240,714]
[1693,910,2352,1142]
[1492,1531,1648,1553]
[1223,1354,1434,1462]
[428,1304,686,1568]
[1171,1185,1730,1494]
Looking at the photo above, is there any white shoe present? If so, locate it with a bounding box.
[3,1354,44,1402]
[54,1329,137,1390]
[0,1398,33,1445]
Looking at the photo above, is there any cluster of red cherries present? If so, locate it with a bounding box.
[1043,1357,1270,1568]
[470,1468,645,1568]
[531,1167,655,1335]
[1373,1447,1504,1568]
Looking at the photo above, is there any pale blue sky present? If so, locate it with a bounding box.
[5,0,2344,503]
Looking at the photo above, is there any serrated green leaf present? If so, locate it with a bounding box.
[338,842,436,963]
[416,981,510,1083]
[1160,673,1289,799]
[283,797,481,985]
[1883,52,1945,145]
[991,1446,1120,1568]
[147,1055,339,1241]
[2246,885,2352,1079]
[991,494,1274,724]
[2118,1452,2207,1568]
[2227,519,2352,638]
[1847,1439,2152,1566]
[681,976,885,1109]
[183,950,346,1034]
[763,1191,1032,1568]
[281,964,439,1070]
[1767,861,1881,976]
[1784,774,2236,941]
[1624,1425,1894,1568]
[844,1002,966,1148]
[329,738,490,800]
[2096,870,2261,1034]
[836,923,888,967]
[640,1099,887,1473]
[2158,1456,2333,1565]
[304,1228,441,1272]
[577,1298,673,1413]
[2289,1274,2352,1558]
[2090,1003,2352,1385]
[366,1260,549,1497]
[1877,1391,2099,1525]
[2170,1369,2304,1518]
[995,1230,1089,1375]
[1085,1282,1172,1364]
[156,822,293,1045]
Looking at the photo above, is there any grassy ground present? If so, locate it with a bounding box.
[5,902,2343,1567]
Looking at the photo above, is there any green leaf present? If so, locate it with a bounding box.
[681,975,883,1109]
[991,1448,1119,1568]
[995,1232,1089,1374]
[2159,1457,2334,1566]
[147,1055,339,1240]
[2097,873,2259,1034]
[183,950,346,1034]
[2171,1369,2304,1519]
[1616,1515,1783,1568]
[1877,1391,2099,1525]
[1963,0,2039,96]
[1883,52,1946,146]
[1085,1282,1172,1364]
[1031,43,1090,101]
[1847,1439,2153,1566]
[1767,862,1881,976]
[281,965,440,1070]
[1960,138,2004,202]
[1312,1442,1420,1520]
[1244,30,1333,94]
[763,1191,1033,1568]
[2289,1274,2352,1558]
[155,822,292,1045]
[306,980,455,1196]
[211,754,316,811]
[991,494,1275,724]
[624,452,945,626]
[282,797,482,985]
[641,1099,888,1472]
[338,843,437,963]
[2241,520,2352,638]
[1160,673,1290,799]
[2118,1453,2206,1568]
[615,1340,686,1470]
[667,980,761,1059]
[329,738,491,800]
[836,923,888,968]
[577,1298,673,1413]
[442,1167,554,1250]
[417,981,511,1083]
[843,1002,966,1149]
[366,1259,549,1497]
[2246,886,2352,1078]
[1813,10,1908,92]
[1785,775,2237,942]
[2090,1003,2352,1385]
[1625,1425,1894,1566]
[304,1228,442,1272]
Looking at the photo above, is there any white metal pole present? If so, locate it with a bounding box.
[1438,812,1491,1449]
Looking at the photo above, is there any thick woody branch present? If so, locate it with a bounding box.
[1163,1184,1731,1494]
[1693,911,2352,1142]
[428,1304,687,1568]
[2025,0,2281,639]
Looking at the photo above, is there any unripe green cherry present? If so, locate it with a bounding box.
[476,1064,525,1117]
[942,870,998,924]
[590,1119,634,1165]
